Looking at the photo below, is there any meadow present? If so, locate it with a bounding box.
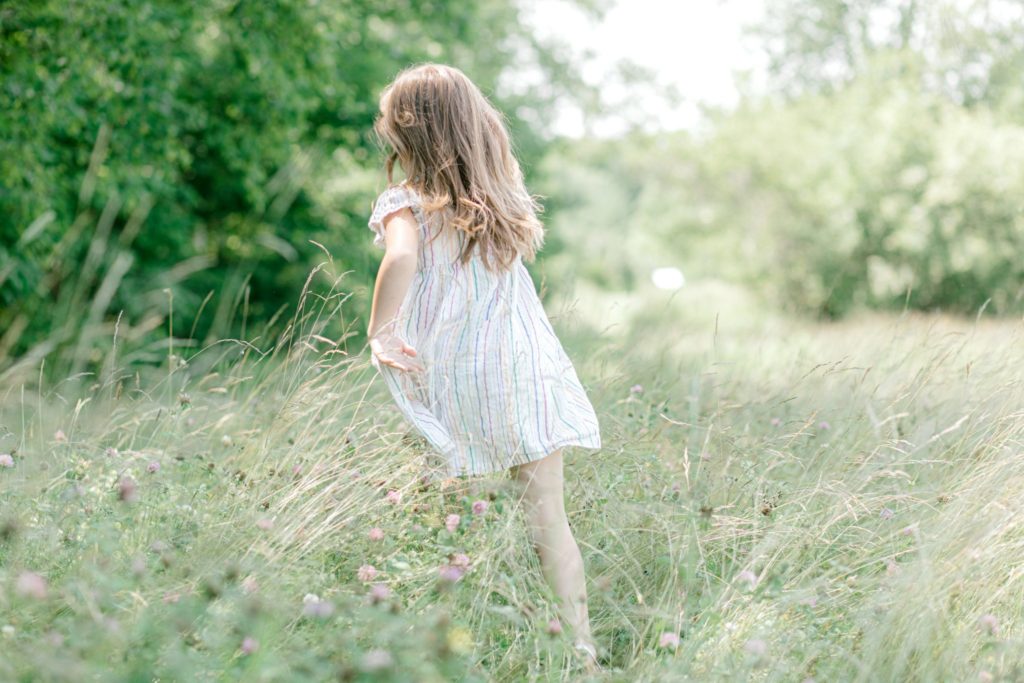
[2,271,1022,682]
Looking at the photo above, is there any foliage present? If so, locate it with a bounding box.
[535,3,1024,319]
[754,0,1024,116]
[0,0,592,371]
[696,54,1024,317]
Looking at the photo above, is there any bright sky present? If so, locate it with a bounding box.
[519,0,768,137]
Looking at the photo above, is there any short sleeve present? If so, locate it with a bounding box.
[368,185,417,249]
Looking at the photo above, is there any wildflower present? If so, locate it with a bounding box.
[818,421,830,431]
[292,464,302,476]
[744,638,767,656]
[438,565,465,584]
[446,627,473,654]
[221,434,233,447]
[385,490,401,505]
[105,447,119,457]
[54,430,67,443]
[15,571,48,599]
[770,417,781,427]
[303,597,335,618]
[368,527,385,541]
[445,513,461,533]
[241,576,259,594]
[658,631,680,649]
[302,593,320,604]
[118,476,138,503]
[979,671,994,682]
[241,636,258,655]
[471,499,488,515]
[256,518,273,530]
[360,648,394,672]
[547,618,563,635]
[162,591,182,604]
[369,583,391,604]
[0,454,13,468]
[451,553,471,569]
[131,555,147,577]
[880,507,894,520]
[630,384,644,395]
[977,614,1000,635]
[736,569,758,588]
[357,564,378,582]
[147,461,160,474]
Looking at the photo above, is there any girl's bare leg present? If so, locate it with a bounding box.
[510,449,597,663]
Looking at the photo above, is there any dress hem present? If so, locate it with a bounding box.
[423,431,602,480]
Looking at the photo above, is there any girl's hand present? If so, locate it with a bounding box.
[370,332,425,373]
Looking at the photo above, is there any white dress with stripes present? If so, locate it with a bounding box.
[367,182,602,478]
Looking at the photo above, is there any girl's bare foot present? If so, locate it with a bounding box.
[573,638,601,673]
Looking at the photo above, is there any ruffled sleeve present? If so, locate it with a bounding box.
[368,184,417,249]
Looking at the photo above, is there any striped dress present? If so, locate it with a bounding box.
[368,182,602,478]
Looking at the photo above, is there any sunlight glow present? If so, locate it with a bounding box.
[651,267,685,291]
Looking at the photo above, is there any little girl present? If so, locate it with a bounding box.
[365,63,602,667]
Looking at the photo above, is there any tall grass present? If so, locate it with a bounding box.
[3,229,1024,681]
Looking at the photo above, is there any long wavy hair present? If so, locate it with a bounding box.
[373,63,544,272]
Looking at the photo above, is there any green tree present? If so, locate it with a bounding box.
[0,0,600,373]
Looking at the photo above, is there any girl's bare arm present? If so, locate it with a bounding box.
[367,207,424,372]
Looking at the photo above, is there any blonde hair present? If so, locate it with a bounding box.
[373,63,544,272]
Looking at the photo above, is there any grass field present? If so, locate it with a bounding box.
[2,275,1023,682]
